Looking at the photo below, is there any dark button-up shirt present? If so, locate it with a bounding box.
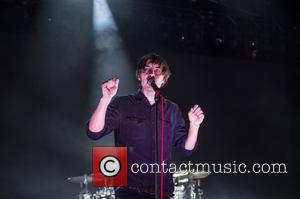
[87,90,197,192]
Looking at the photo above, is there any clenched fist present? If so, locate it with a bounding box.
[101,78,119,100]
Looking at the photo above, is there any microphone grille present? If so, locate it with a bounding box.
[147,77,155,84]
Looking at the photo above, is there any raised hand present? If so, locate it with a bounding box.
[188,104,205,126]
[101,78,119,100]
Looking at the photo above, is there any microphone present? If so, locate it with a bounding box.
[147,76,160,93]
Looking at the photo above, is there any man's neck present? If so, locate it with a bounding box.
[141,89,155,104]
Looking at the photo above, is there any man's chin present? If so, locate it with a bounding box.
[143,86,155,92]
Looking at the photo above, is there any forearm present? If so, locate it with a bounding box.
[88,97,111,133]
[184,123,200,150]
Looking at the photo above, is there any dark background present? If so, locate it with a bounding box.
[1,0,299,198]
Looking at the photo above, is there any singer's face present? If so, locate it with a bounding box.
[138,60,165,92]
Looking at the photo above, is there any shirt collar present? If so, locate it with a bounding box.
[134,89,166,104]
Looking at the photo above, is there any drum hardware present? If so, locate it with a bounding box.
[66,174,116,199]
[171,171,209,199]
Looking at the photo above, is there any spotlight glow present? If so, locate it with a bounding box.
[90,0,135,147]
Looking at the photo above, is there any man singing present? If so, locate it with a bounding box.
[87,53,204,198]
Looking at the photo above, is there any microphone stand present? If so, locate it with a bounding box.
[148,78,162,199]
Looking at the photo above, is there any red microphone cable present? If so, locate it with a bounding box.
[160,95,165,199]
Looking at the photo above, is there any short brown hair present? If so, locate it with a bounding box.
[136,53,171,85]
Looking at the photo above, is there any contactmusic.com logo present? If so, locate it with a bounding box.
[92,147,128,186]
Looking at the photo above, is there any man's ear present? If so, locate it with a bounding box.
[136,71,140,81]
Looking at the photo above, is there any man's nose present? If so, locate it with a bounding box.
[148,69,155,75]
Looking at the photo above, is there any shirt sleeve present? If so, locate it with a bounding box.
[86,97,120,140]
[173,104,198,156]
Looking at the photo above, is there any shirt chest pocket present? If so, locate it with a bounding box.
[122,116,146,133]
[125,116,146,125]
[122,116,147,143]
[158,118,172,129]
